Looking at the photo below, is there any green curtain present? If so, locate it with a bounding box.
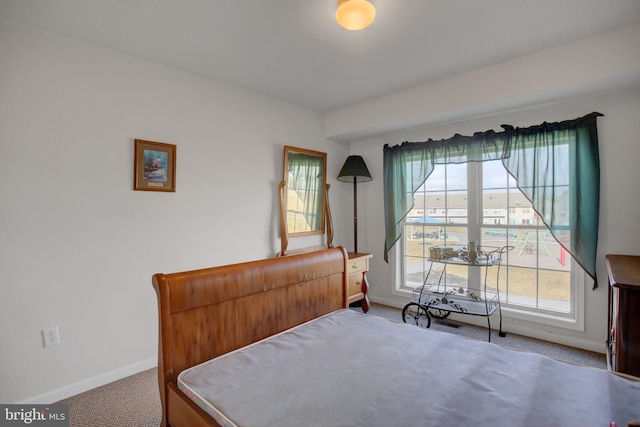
[288,152,324,231]
[383,112,602,285]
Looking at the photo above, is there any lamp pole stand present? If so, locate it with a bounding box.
[352,177,358,253]
[337,155,372,254]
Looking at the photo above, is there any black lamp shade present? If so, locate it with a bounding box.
[337,155,372,182]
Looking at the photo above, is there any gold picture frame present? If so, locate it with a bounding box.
[134,139,176,192]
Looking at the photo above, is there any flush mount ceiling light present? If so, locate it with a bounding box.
[336,0,376,31]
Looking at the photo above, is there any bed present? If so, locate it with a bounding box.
[152,247,640,427]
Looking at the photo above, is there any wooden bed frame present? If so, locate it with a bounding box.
[152,247,349,427]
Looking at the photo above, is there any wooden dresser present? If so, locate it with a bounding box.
[606,254,640,377]
[347,252,372,312]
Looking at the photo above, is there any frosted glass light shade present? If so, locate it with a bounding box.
[336,0,376,31]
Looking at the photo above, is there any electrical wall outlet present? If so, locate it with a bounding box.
[42,326,60,348]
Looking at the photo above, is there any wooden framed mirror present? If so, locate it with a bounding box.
[278,146,333,256]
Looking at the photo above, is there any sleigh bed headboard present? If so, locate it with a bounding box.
[152,246,349,427]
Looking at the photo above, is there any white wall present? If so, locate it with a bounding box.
[350,86,640,352]
[0,20,350,403]
[324,24,640,142]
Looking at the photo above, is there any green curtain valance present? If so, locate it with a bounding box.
[383,112,603,285]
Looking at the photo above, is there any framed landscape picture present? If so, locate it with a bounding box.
[134,139,176,192]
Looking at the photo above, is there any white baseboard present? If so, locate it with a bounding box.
[369,296,405,309]
[18,357,157,404]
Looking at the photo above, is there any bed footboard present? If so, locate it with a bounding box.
[152,247,349,427]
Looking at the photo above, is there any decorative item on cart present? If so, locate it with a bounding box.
[428,243,503,265]
[467,241,478,263]
[428,246,457,261]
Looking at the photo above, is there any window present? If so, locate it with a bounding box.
[384,113,602,330]
[399,160,581,325]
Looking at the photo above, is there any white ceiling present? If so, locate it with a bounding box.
[1,0,639,113]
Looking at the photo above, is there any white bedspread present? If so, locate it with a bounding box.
[178,309,640,427]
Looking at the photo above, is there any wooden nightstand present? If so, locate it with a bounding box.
[347,252,372,312]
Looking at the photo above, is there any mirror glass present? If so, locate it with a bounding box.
[283,146,327,236]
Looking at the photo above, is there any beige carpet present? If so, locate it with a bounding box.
[58,367,161,427]
[367,303,607,368]
[57,303,605,426]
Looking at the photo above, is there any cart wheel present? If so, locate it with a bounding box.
[402,303,431,329]
[428,308,450,319]
[499,331,507,337]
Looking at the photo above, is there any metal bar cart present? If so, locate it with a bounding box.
[402,244,513,342]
